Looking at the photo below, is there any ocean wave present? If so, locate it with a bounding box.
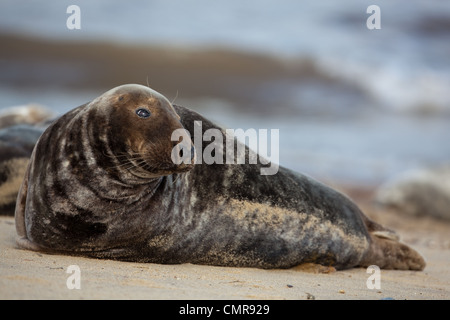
[1,0,449,115]
[317,57,450,115]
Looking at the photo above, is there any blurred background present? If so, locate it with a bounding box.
[0,0,449,190]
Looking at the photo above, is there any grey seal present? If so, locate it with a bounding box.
[375,165,450,221]
[15,84,425,270]
[0,104,53,129]
[0,104,54,215]
[0,125,47,215]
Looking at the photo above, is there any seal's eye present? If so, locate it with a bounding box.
[136,108,151,119]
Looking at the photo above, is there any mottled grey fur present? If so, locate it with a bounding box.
[15,84,425,270]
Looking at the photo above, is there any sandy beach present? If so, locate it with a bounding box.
[1,193,449,300]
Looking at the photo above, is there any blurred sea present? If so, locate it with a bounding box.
[0,0,449,186]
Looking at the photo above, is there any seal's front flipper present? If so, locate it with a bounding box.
[13,158,42,251]
[14,160,46,252]
[16,236,43,251]
[14,159,30,243]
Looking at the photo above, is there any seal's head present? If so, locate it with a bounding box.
[90,84,195,179]
[14,84,197,253]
